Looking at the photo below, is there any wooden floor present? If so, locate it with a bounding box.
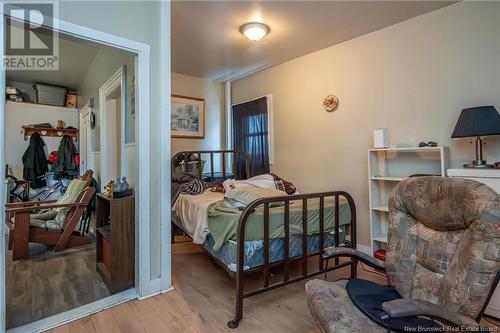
[47,240,388,333]
[6,244,110,329]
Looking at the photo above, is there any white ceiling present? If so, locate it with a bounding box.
[172,1,454,81]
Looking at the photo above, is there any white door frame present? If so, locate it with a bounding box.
[0,6,167,333]
[99,65,127,183]
[79,104,93,177]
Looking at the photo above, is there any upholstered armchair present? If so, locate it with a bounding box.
[306,177,500,332]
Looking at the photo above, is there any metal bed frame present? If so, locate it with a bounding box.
[171,150,357,329]
[172,149,250,181]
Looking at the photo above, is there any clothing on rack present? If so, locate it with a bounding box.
[22,132,48,189]
[51,135,79,179]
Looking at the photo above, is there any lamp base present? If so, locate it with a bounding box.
[463,160,494,169]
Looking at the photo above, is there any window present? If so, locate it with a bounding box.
[232,96,273,178]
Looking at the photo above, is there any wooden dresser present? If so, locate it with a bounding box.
[448,168,500,319]
[96,194,135,294]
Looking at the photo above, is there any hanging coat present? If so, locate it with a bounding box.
[51,135,79,179]
[22,132,48,189]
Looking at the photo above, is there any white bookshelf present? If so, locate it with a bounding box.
[368,146,449,256]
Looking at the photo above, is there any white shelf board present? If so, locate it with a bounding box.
[370,176,405,182]
[369,147,444,153]
[372,206,389,212]
[372,235,388,243]
[6,100,78,113]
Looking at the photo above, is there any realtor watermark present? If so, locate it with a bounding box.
[404,325,498,332]
[3,2,59,70]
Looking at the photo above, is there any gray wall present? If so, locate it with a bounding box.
[232,2,500,247]
[78,48,136,151]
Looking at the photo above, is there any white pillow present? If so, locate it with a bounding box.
[224,186,287,208]
[222,174,275,193]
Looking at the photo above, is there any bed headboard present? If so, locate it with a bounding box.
[171,150,251,181]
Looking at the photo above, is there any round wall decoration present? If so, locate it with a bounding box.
[323,95,339,112]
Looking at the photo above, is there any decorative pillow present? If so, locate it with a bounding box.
[271,174,297,195]
[210,182,225,193]
[55,178,87,224]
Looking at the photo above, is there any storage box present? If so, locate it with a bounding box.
[66,93,78,109]
[33,83,67,106]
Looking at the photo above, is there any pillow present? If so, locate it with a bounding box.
[55,178,88,224]
[271,174,297,195]
[224,187,287,209]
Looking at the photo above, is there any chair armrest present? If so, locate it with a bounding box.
[323,247,386,271]
[5,200,57,208]
[382,299,479,328]
[6,202,82,214]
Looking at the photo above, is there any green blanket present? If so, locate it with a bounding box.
[207,198,351,251]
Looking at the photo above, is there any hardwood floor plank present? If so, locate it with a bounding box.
[127,300,173,333]
[108,302,148,333]
[145,294,198,333]
[68,317,96,333]
[89,309,121,333]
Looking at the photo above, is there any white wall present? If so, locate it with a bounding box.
[171,73,225,154]
[5,101,79,179]
[232,2,500,247]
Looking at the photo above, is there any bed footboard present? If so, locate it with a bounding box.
[228,191,357,329]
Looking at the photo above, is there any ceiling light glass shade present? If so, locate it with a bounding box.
[240,22,270,41]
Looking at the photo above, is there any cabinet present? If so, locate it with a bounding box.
[96,194,135,294]
[448,168,500,319]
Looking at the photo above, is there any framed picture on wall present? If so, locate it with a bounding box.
[171,95,205,138]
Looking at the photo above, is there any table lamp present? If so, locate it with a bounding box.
[451,106,500,168]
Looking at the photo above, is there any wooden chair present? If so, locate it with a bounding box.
[5,170,96,261]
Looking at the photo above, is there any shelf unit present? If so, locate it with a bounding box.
[368,146,449,256]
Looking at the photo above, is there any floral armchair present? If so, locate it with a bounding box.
[306,177,500,332]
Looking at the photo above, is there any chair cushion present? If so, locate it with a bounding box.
[346,279,441,332]
[54,178,87,224]
[30,219,62,230]
[306,279,386,333]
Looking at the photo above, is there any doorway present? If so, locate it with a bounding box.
[1,9,155,332]
[99,66,127,185]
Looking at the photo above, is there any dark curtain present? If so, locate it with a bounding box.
[233,97,270,178]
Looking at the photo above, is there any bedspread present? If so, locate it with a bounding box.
[207,197,351,251]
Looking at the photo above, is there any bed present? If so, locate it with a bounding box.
[171,150,357,328]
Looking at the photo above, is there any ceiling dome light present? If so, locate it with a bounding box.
[240,22,270,41]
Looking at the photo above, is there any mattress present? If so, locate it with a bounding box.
[202,230,348,272]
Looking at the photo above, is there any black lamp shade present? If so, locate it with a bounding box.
[451,106,500,138]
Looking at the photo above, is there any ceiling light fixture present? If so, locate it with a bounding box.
[240,22,270,41]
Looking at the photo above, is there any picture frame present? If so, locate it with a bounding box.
[171,94,205,139]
